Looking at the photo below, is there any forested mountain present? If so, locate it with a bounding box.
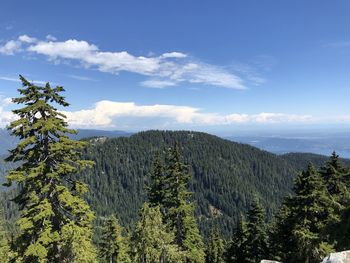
[1,129,345,237]
[281,152,350,171]
[1,130,345,238]
[74,130,299,236]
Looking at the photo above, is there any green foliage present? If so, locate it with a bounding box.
[205,227,224,263]
[1,130,309,239]
[319,152,350,250]
[131,203,183,263]
[99,215,130,263]
[271,164,339,263]
[0,210,11,262]
[163,145,205,263]
[245,198,269,263]
[74,130,299,238]
[225,216,248,263]
[4,76,97,262]
[268,203,294,261]
[147,152,166,208]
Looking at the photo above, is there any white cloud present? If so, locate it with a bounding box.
[0,40,22,55]
[0,97,15,127]
[160,52,187,58]
[0,35,37,55]
[0,76,49,85]
[0,76,21,82]
[46,34,57,41]
[141,79,177,88]
[0,35,247,89]
[61,100,312,128]
[18,35,37,44]
[1,98,345,130]
[66,74,97,81]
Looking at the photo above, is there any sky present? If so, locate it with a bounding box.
[1,1,350,134]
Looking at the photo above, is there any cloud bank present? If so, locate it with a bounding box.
[0,35,246,89]
[0,98,312,129]
[62,100,312,129]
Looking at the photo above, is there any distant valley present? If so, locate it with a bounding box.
[228,132,350,158]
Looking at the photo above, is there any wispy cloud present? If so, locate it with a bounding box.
[66,74,97,81]
[0,76,51,85]
[5,25,13,31]
[141,79,177,88]
[0,35,247,89]
[325,41,350,48]
[46,34,57,41]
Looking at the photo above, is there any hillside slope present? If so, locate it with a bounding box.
[77,130,298,235]
[281,152,350,171]
[2,130,342,236]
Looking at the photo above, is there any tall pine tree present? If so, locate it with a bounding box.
[164,145,205,263]
[99,215,130,263]
[245,197,269,263]
[225,216,248,263]
[5,76,97,262]
[272,164,339,263]
[319,152,350,250]
[0,210,11,262]
[268,202,294,262]
[319,152,349,203]
[131,203,183,263]
[205,227,224,263]
[147,152,166,208]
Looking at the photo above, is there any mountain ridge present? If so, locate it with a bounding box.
[1,130,347,237]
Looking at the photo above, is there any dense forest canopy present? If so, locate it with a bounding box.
[2,131,349,237]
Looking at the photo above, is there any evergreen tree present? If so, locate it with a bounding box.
[0,210,11,262]
[205,227,224,263]
[268,201,297,262]
[245,197,268,263]
[164,145,205,263]
[225,216,248,263]
[99,215,130,263]
[132,203,183,263]
[320,153,350,250]
[273,164,339,263]
[147,152,166,208]
[4,76,97,262]
[319,152,349,203]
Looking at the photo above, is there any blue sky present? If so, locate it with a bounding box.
[1,1,350,133]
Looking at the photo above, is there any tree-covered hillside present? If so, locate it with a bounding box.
[74,130,299,236]
[2,130,346,237]
[281,152,350,171]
